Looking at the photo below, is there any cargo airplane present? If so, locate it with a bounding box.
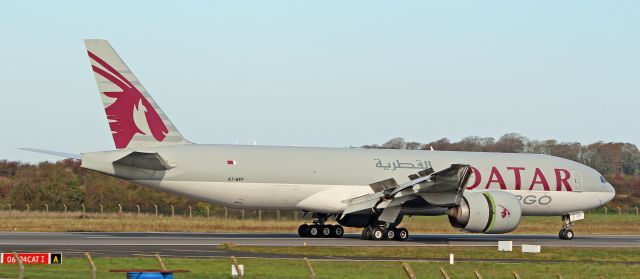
[24,40,616,241]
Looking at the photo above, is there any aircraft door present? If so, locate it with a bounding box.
[571,171,583,192]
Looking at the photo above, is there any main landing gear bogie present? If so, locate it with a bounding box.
[361,226,409,241]
[298,224,344,238]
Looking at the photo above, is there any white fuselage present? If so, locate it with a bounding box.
[81,144,615,216]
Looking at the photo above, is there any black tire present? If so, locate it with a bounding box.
[561,229,574,240]
[361,226,372,240]
[298,224,309,237]
[371,227,386,240]
[309,225,320,237]
[333,225,344,238]
[321,225,333,238]
[397,228,409,241]
[386,228,397,240]
[558,229,566,240]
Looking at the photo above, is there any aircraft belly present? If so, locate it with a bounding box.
[133,180,356,210]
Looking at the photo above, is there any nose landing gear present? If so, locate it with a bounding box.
[559,211,583,240]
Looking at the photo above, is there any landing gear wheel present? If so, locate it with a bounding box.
[397,228,409,241]
[332,225,344,238]
[361,226,372,240]
[371,227,386,240]
[321,225,333,237]
[309,225,320,237]
[386,228,397,240]
[559,213,578,240]
[560,229,574,240]
[298,224,309,237]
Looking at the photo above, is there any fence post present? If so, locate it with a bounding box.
[12,252,24,279]
[137,204,141,215]
[604,207,608,215]
[81,204,85,214]
[231,256,243,279]
[118,204,123,214]
[8,203,11,211]
[277,210,281,221]
[635,207,639,216]
[617,207,621,216]
[258,210,262,221]
[155,254,167,271]
[474,270,483,279]
[85,252,97,279]
[439,267,451,279]
[206,206,210,218]
[45,203,49,213]
[304,258,316,279]
[188,205,192,218]
[26,204,30,213]
[100,204,104,214]
[154,204,158,217]
[171,205,175,217]
[401,262,417,279]
[242,210,245,221]
[63,204,67,214]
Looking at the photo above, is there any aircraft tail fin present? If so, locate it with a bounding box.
[84,39,189,149]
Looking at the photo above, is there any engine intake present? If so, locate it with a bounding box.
[446,191,522,234]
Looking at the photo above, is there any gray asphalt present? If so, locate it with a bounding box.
[0,232,638,258]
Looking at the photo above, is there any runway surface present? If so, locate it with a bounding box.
[0,232,639,258]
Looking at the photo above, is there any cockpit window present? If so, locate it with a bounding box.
[600,176,607,184]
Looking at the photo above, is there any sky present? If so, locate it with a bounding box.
[0,1,638,162]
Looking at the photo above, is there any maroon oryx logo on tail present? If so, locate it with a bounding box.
[88,51,168,149]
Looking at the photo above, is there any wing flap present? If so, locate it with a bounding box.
[341,164,472,220]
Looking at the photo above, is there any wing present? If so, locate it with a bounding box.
[341,164,472,223]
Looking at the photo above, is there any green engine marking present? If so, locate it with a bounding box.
[482,191,497,232]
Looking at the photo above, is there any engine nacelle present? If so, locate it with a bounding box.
[447,191,522,234]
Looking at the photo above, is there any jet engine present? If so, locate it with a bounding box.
[446,191,522,234]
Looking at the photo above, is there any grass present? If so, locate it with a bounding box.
[0,255,637,278]
[0,210,638,234]
[226,245,640,263]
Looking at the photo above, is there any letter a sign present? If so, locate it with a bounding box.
[50,253,62,264]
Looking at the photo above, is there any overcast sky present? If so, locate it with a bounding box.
[1,1,638,162]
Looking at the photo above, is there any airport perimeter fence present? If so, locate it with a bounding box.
[0,202,314,221]
[0,202,639,219]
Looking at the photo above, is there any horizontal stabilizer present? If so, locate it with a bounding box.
[18,148,81,160]
[113,152,174,171]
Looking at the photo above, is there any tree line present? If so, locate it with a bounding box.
[363,133,640,176]
[0,133,637,211]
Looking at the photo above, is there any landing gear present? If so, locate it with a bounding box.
[297,213,344,238]
[360,225,409,241]
[558,212,582,240]
[559,228,574,240]
[371,227,385,240]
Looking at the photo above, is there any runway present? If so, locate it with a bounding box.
[0,232,639,258]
